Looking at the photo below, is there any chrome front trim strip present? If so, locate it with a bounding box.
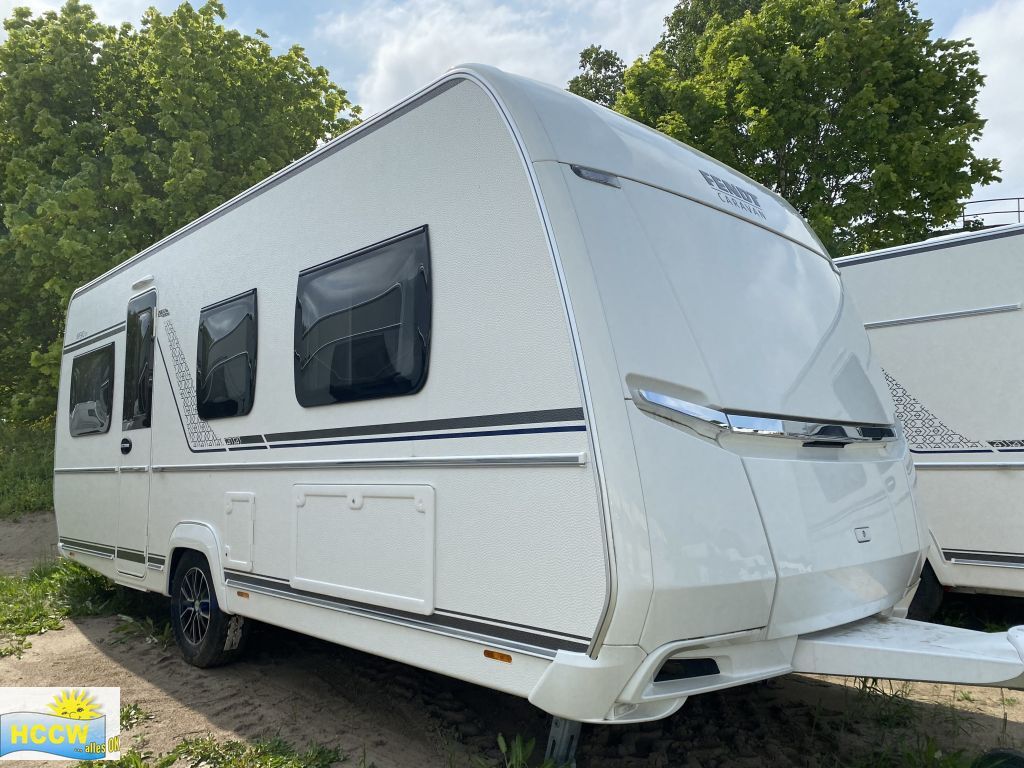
[635,389,896,444]
[119,466,149,473]
[864,302,1021,330]
[151,453,586,473]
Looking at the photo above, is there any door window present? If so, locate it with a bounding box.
[123,291,156,430]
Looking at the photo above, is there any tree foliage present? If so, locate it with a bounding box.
[567,45,625,106]
[570,0,999,256]
[0,1,359,420]
[657,0,763,78]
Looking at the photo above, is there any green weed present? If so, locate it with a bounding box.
[0,419,54,520]
[102,735,344,767]
[0,558,120,657]
[113,615,174,649]
[120,702,154,731]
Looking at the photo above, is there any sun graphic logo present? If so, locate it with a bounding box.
[0,687,120,761]
[47,690,101,721]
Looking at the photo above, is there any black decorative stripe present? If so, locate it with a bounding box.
[148,554,166,565]
[838,226,1024,267]
[235,434,266,445]
[225,570,589,654]
[266,408,585,444]
[63,322,126,353]
[436,607,590,642]
[228,445,269,451]
[943,549,1024,566]
[116,547,146,564]
[60,537,115,556]
[270,424,585,450]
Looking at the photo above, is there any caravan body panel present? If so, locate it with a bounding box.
[838,224,1024,597]
[59,63,1019,725]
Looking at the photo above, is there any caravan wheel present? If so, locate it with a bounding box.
[170,551,249,668]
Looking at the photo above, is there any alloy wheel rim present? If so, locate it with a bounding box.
[179,567,211,646]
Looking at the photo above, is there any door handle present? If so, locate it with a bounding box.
[120,438,132,455]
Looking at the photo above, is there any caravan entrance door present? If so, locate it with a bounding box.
[116,290,156,577]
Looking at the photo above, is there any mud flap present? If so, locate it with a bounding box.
[792,616,1024,689]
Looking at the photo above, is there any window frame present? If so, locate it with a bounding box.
[69,342,116,437]
[293,226,432,408]
[195,288,259,421]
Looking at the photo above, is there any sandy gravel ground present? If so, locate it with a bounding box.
[3,512,1024,767]
[0,510,57,575]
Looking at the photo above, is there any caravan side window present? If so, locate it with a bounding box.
[196,289,258,419]
[69,343,115,436]
[294,226,431,407]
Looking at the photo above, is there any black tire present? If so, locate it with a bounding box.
[907,561,944,622]
[170,551,249,668]
[973,748,1024,768]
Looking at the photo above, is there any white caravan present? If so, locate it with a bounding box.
[53,65,1024,752]
[837,224,1024,615]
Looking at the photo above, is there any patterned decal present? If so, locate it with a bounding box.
[163,318,223,449]
[883,371,986,452]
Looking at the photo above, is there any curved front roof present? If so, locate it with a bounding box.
[456,64,828,257]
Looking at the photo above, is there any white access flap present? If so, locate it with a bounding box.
[793,616,1024,688]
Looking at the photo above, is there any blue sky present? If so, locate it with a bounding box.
[1,0,1021,215]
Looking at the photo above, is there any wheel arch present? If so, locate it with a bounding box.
[165,521,229,609]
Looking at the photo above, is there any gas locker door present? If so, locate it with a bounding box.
[116,290,156,577]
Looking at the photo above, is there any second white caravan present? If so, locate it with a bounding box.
[838,224,1024,614]
[53,65,1024,740]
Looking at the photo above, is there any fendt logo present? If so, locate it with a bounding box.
[699,169,767,221]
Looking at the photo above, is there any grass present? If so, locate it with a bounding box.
[121,702,154,732]
[112,614,175,648]
[0,558,126,656]
[0,418,54,520]
[103,736,344,767]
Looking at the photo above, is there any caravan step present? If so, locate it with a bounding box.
[793,616,1024,688]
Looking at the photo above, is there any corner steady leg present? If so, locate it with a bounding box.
[544,716,582,767]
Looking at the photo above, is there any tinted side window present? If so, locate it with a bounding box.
[196,289,258,420]
[69,343,115,437]
[295,226,431,407]
[123,291,156,430]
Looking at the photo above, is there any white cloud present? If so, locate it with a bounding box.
[0,0,174,39]
[318,0,672,116]
[953,0,1024,219]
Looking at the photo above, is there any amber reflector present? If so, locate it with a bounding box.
[484,649,512,664]
[236,591,250,599]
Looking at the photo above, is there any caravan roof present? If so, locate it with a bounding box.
[67,63,826,315]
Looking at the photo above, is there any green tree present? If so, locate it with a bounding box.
[0,1,359,420]
[567,45,626,106]
[657,0,762,77]
[572,0,999,256]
